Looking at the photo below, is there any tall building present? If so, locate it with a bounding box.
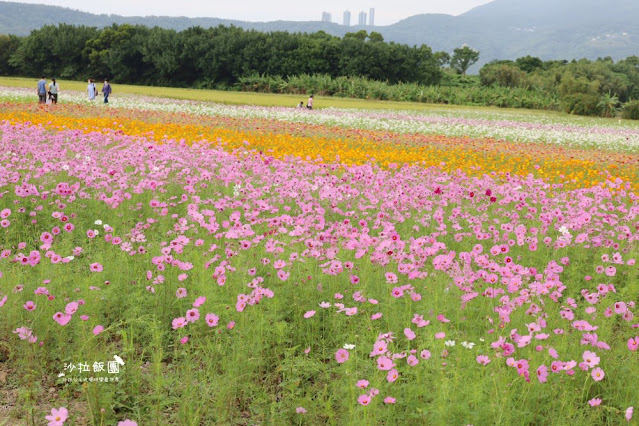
[321,12,332,22]
[343,10,351,26]
[369,8,375,26]
[358,11,367,26]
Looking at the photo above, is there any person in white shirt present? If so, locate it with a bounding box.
[48,79,59,104]
[87,79,97,101]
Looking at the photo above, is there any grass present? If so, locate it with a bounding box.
[0,76,566,115]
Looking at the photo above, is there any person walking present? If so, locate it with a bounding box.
[87,79,97,101]
[37,76,48,104]
[307,94,314,110]
[48,78,59,104]
[101,79,112,104]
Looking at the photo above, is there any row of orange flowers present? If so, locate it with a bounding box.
[2,102,638,193]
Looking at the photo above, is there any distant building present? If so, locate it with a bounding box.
[321,12,331,22]
[369,8,375,26]
[343,10,351,26]
[358,11,367,26]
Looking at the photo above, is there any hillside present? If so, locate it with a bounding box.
[1,0,638,65]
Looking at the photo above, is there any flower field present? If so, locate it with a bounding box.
[0,87,637,425]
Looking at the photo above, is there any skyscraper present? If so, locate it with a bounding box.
[321,12,332,22]
[358,11,367,26]
[343,10,351,26]
[369,8,375,26]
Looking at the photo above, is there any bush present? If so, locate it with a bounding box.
[560,93,602,116]
[621,100,639,120]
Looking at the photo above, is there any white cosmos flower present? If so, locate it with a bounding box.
[444,340,456,347]
[461,341,476,349]
[343,344,356,350]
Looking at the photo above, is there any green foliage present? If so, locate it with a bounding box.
[3,24,442,87]
[237,73,559,109]
[621,99,639,120]
[8,24,98,79]
[515,55,543,73]
[561,93,602,116]
[450,46,480,76]
[480,63,528,88]
[480,56,639,117]
[0,35,20,75]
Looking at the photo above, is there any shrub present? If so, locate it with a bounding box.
[621,100,639,120]
[560,93,602,116]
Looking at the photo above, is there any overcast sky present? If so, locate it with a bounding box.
[14,0,495,26]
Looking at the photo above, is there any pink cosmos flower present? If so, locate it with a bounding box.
[304,310,316,318]
[420,349,431,360]
[65,301,78,315]
[628,337,638,351]
[436,314,450,323]
[185,308,200,323]
[591,367,605,382]
[406,354,419,366]
[371,313,382,320]
[53,312,72,326]
[93,325,104,335]
[404,328,416,340]
[383,396,396,404]
[588,398,602,407]
[626,407,633,422]
[89,262,103,272]
[172,317,187,330]
[205,313,219,327]
[356,379,369,389]
[435,332,446,339]
[384,367,400,383]
[118,420,138,426]
[296,407,306,414]
[537,365,548,383]
[192,296,206,307]
[180,336,189,344]
[45,406,68,426]
[614,302,627,314]
[176,288,187,299]
[335,348,349,364]
[476,355,491,365]
[582,351,600,368]
[23,301,36,311]
[357,394,371,406]
[377,356,395,371]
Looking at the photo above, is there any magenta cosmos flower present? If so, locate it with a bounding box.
[335,348,349,363]
[45,407,68,426]
[591,367,605,382]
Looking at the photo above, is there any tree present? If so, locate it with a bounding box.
[0,35,20,75]
[597,91,619,117]
[434,51,450,68]
[367,32,384,43]
[450,46,480,75]
[515,55,543,73]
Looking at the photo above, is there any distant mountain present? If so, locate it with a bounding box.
[1,0,638,67]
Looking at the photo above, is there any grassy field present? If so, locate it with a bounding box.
[0,76,565,116]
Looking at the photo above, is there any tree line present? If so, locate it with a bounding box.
[0,24,461,88]
[479,56,639,118]
[2,23,638,118]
